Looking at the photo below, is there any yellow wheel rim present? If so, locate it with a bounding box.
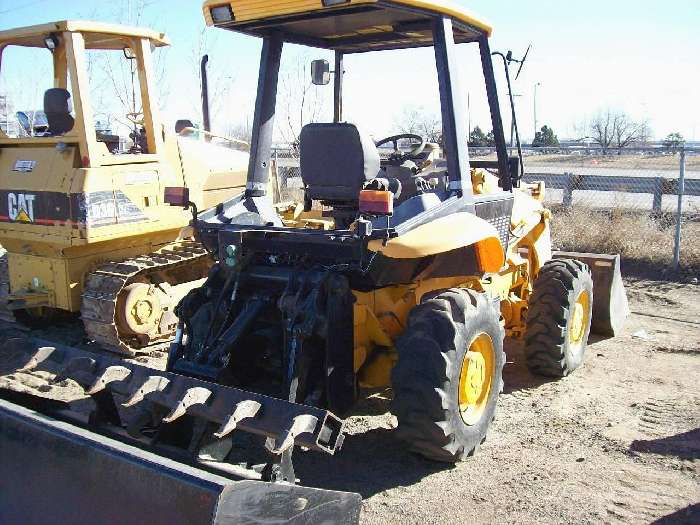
[458,333,495,426]
[569,290,590,346]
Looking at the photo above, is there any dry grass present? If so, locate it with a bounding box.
[527,153,699,170]
[550,206,700,274]
[471,152,699,171]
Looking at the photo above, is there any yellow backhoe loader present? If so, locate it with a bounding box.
[0,3,628,523]
[0,21,249,355]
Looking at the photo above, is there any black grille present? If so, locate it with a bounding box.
[488,214,511,249]
[474,195,514,252]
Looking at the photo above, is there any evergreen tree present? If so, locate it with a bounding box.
[532,125,559,147]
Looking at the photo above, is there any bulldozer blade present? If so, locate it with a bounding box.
[0,397,362,525]
[553,251,630,337]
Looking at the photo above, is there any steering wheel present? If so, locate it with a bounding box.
[375,133,427,164]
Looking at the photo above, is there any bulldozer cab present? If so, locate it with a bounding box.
[0,21,169,163]
[202,0,518,228]
[188,1,521,296]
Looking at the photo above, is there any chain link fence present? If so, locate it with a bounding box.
[521,149,699,271]
[271,148,303,202]
[272,146,700,272]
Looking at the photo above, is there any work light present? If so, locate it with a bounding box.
[210,5,234,23]
[44,34,59,50]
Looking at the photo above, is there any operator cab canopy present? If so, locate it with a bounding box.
[0,20,169,50]
[0,21,169,156]
[202,0,492,51]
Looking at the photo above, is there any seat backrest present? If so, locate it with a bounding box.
[44,88,74,135]
[299,123,380,203]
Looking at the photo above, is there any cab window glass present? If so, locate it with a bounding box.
[85,46,148,154]
[0,45,55,137]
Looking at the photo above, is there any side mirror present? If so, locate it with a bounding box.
[311,59,331,86]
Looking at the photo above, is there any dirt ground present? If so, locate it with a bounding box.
[1,276,698,524]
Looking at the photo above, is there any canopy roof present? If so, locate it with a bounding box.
[203,0,491,53]
[0,20,170,49]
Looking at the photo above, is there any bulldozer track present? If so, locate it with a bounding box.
[81,241,211,356]
[0,336,345,457]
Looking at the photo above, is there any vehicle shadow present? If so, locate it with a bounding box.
[650,503,700,525]
[630,428,700,461]
[295,424,451,498]
[294,388,452,498]
[501,334,610,394]
[295,335,611,497]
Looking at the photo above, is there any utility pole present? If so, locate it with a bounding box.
[509,94,522,147]
[533,82,541,142]
[467,91,471,139]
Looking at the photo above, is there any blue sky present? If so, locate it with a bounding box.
[1,0,698,141]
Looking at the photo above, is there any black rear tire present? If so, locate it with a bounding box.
[391,289,505,462]
[524,259,594,377]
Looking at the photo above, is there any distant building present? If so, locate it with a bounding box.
[0,94,20,137]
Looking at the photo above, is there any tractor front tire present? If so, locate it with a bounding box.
[524,259,594,377]
[391,289,504,462]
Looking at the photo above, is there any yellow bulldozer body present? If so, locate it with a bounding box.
[0,22,248,314]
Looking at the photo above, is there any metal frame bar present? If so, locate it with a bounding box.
[432,17,470,194]
[334,51,344,123]
[479,36,512,190]
[246,33,283,196]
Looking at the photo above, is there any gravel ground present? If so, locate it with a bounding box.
[1,277,698,524]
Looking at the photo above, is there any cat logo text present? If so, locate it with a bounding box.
[8,193,36,223]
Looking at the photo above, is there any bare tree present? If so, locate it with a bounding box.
[277,53,326,147]
[612,113,649,154]
[588,109,650,155]
[395,105,442,144]
[589,109,615,154]
[89,0,170,137]
[225,115,253,144]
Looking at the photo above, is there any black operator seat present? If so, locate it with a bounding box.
[299,123,380,206]
[44,88,75,135]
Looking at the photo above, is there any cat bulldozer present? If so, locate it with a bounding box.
[0,2,628,523]
[0,21,249,355]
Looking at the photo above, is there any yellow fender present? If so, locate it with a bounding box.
[367,212,504,273]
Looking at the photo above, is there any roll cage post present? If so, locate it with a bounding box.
[432,16,471,196]
[333,51,344,123]
[246,32,283,197]
[479,36,513,190]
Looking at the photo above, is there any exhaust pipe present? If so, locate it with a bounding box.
[201,54,211,132]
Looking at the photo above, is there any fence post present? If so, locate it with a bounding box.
[652,177,664,214]
[673,149,686,269]
[562,172,574,208]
